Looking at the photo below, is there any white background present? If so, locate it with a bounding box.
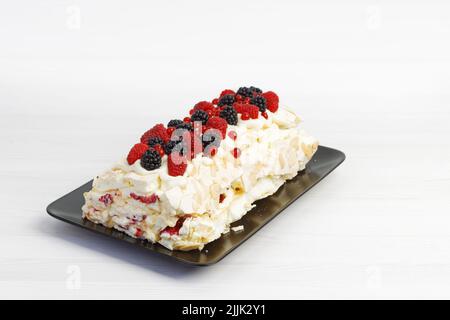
[1,0,450,299]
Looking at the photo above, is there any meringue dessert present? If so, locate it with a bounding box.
[82,87,318,251]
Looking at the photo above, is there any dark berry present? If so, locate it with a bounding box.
[218,94,235,107]
[190,110,209,125]
[164,140,186,155]
[140,149,161,171]
[249,86,262,94]
[175,122,193,131]
[250,96,267,112]
[236,87,253,98]
[167,119,184,128]
[147,137,164,147]
[219,106,238,125]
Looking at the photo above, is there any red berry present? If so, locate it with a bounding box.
[183,117,191,123]
[127,143,149,165]
[189,109,195,115]
[212,98,219,105]
[99,194,113,206]
[220,89,235,97]
[206,116,228,139]
[262,91,279,113]
[219,193,226,203]
[231,147,241,158]
[261,112,268,119]
[161,216,190,236]
[194,101,215,112]
[228,130,237,140]
[235,94,243,102]
[168,152,187,177]
[140,124,169,144]
[167,127,175,137]
[135,228,143,237]
[130,192,159,204]
[241,112,250,120]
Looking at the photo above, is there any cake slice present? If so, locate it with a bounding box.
[82,87,318,251]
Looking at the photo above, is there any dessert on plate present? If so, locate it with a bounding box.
[82,87,318,251]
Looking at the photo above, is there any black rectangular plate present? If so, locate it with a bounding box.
[47,146,345,266]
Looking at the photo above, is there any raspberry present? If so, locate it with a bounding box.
[140,148,162,171]
[183,117,191,123]
[250,96,267,112]
[167,119,184,128]
[212,98,219,105]
[218,94,235,107]
[160,216,190,236]
[261,112,268,119]
[220,89,235,97]
[190,109,209,125]
[130,192,159,204]
[262,91,279,113]
[127,143,149,165]
[99,194,113,206]
[206,116,228,139]
[219,106,238,125]
[234,103,259,119]
[168,152,187,176]
[194,101,215,113]
[140,124,170,144]
[241,113,250,120]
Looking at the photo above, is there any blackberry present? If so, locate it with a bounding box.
[147,137,164,147]
[140,149,161,171]
[236,87,253,98]
[219,106,238,125]
[249,86,262,94]
[164,140,179,154]
[190,110,209,125]
[250,96,267,112]
[167,119,184,128]
[218,94,235,107]
[175,122,193,131]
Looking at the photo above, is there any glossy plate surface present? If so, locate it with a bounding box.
[47,145,345,266]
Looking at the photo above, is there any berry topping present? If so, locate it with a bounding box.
[241,112,250,120]
[147,137,164,147]
[168,152,187,176]
[140,148,162,171]
[219,106,238,125]
[176,122,193,131]
[135,228,143,238]
[261,112,268,119]
[212,98,219,105]
[234,103,259,119]
[190,109,209,125]
[249,86,262,94]
[262,91,279,113]
[218,94,235,107]
[167,119,184,128]
[164,140,180,155]
[194,101,215,113]
[219,193,226,203]
[228,130,237,140]
[231,147,241,158]
[236,86,254,98]
[127,143,149,165]
[206,116,228,139]
[130,192,159,204]
[140,124,170,144]
[220,89,235,97]
[99,194,113,206]
[250,96,267,112]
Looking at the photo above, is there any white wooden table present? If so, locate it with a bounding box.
[1,0,450,299]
